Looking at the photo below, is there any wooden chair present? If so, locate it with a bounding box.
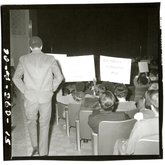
[65,103,81,136]
[75,109,93,151]
[134,134,159,155]
[92,119,136,155]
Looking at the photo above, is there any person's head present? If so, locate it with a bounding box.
[137,73,149,85]
[101,81,115,92]
[96,84,106,96]
[145,90,159,112]
[71,90,85,102]
[29,36,43,50]
[99,91,116,111]
[148,83,159,91]
[114,84,128,101]
[75,82,85,92]
[63,87,71,95]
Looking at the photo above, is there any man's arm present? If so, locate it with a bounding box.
[12,60,25,94]
[114,121,141,155]
[12,59,25,94]
[52,60,63,92]
[124,121,143,154]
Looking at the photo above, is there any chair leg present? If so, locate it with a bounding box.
[55,103,59,125]
[65,110,70,136]
[75,120,81,151]
[92,132,98,155]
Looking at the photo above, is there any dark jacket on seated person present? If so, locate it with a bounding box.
[88,91,130,133]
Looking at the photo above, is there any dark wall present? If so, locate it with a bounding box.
[31,4,160,59]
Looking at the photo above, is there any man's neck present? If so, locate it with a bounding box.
[32,48,42,53]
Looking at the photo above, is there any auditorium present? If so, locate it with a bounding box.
[1,3,162,160]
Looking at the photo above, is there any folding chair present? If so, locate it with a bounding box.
[65,103,81,136]
[92,119,136,155]
[134,134,159,155]
[75,109,93,151]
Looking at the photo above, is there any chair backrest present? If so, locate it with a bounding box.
[116,101,138,118]
[134,134,159,155]
[57,102,67,118]
[124,109,138,119]
[98,119,136,155]
[68,103,81,127]
[79,109,93,139]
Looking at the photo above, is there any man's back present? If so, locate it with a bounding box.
[13,49,63,103]
[21,50,55,91]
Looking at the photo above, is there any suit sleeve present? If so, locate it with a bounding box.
[52,59,63,92]
[12,58,25,94]
[125,121,143,154]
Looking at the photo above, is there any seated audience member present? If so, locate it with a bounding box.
[114,84,128,102]
[56,83,85,118]
[136,83,158,111]
[148,82,158,91]
[134,90,158,120]
[95,83,106,97]
[64,83,76,94]
[133,73,151,102]
[56,82,85,105]
[149,69,158,82]
[114,84,137,111]
[88,91,130,133]
[84,81,94,95]
[101,81,115,93]
[113,90,159,155]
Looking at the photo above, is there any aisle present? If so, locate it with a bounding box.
[12,92,92,157]
[11,92,29,156]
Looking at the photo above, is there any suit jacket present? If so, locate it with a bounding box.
[13,49,63,103]
[88,109,130,133]
[114,117,159,155]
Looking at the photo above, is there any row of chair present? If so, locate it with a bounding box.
[55,102,159,155]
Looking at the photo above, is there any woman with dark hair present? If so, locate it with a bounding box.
[114,84,137,112]
[88,91,130,133]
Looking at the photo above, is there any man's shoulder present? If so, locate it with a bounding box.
[44,54,54,59]
[19,53,30,61]
[43,54,56,63]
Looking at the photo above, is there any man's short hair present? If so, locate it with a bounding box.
[29,36,43,49]
[114,84,128,99]
[99,91,116,111]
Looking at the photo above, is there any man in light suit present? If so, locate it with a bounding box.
[13,36,63,156]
